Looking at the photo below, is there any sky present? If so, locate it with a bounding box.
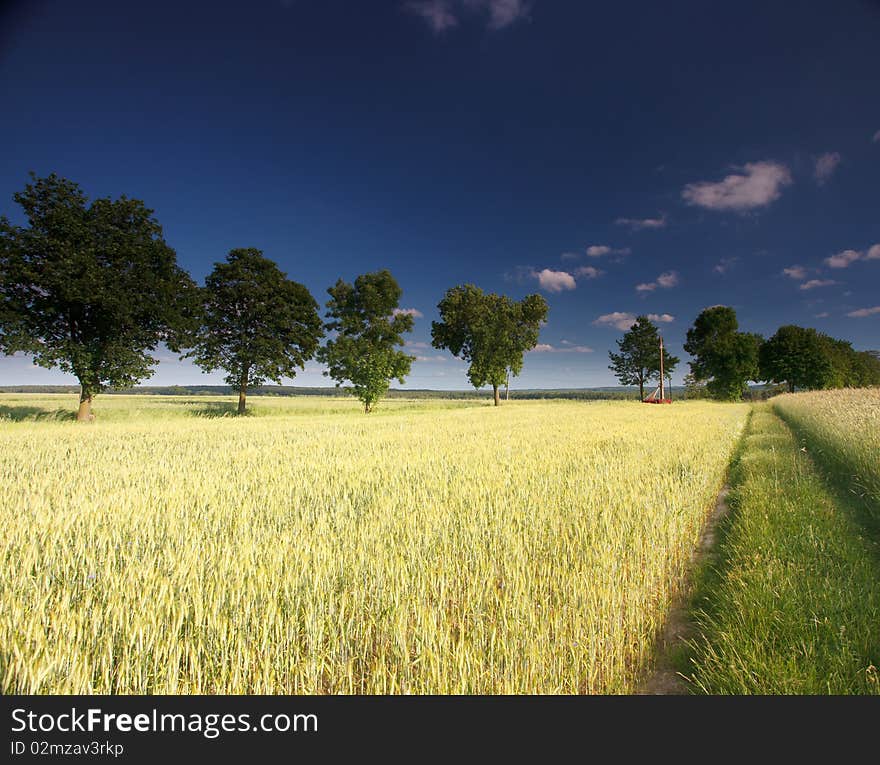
[1,0,878,390]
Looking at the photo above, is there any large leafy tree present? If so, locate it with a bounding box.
[187,248,322,413]
[431,285,549,406]
[684,306,762,401]
[608,315,679,400]
[759,325,834,392]
[851,349,880,387]
[0,173,197,420]
[317,270,414,413]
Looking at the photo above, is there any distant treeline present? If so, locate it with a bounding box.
[1,384,792,402]
[0,384,649,401]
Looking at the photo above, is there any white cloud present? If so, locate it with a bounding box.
[404,0,458,32]
[560,251,581,261]
[414,354,448,362]
[593,312,637,331]
[594,311,673,331]
[466,0,530,29]
[585,244,631,258]
[405,340,430,349]
[681,160,792,212]
[814,312,830,318]
[873,130,880,143]
[825,245,880,268]
[636,270,679,293]
[615,215,666,230]
[814,152,841,185]
[393,307,424,318]
[529,343,593,354]
[407,0,529,32]
[825,249,861,268]
[783,265,808,280]
[847,306,880,318]
[799,279,837,291]
[533,268,576,293]
[713,257,738,274]
[574,265,603,279]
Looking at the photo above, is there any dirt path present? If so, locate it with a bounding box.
[636,484,731,694]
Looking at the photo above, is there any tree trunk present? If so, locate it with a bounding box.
[76,390,93,422]
[639,379,645,401]
[788,381,795,393]
[238,383,247,414]
[493,385,500,406]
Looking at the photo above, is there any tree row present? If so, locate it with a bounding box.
[609,307,880,400]
[0,174,547,419]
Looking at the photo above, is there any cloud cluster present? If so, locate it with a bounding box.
[393,307,424,318]
[405,0,529,33]
[404,0,458,31]
[814,152,841,185]
[799,279,837,291]
[585,244,631,258]
[682,161,792,212]
[782,265,808,280]
[533,268,576,293]
[529,343,593,353]
[615,215,666,231]
[825,244,880,268]
[593,312,674,331]
[636,270,679,293]
[713,257,738,275]
[531,264,603,293]
[847,306,880,318]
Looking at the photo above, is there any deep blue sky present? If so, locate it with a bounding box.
[1,0,879,389]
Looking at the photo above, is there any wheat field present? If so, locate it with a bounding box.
[0,395,747,694]
[773,388,880,511]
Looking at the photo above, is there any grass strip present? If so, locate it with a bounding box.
[682,404,880,694]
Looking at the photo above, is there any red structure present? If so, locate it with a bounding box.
[643,335,672,404]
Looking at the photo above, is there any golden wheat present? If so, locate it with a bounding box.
[0,395,747,693]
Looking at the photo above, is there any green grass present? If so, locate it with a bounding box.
[683,403,880,694]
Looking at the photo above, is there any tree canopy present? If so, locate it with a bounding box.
[760,325,833,392]
[187,248,322,413]
[431,285,548,405]
[316,270,414,413]
[0,173,196,420]
[761,325,880,391]
[684,306,762,401]
[608,315,679,400]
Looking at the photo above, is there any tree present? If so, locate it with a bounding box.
[431,285,549,406]
[608,315,679,400]
[187,249,322,414]
[0,173,196,420]
[316,270,414,413]
[851,350,880,387]
[684,306,762,401]
[759,325,834,392]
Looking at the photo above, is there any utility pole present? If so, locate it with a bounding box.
[659,335,665,401]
